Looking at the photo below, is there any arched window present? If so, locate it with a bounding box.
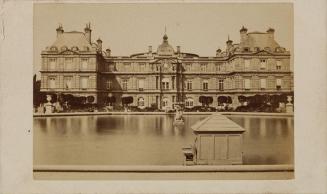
[185,98,194,108]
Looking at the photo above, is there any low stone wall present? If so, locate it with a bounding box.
[34,164,294,173]
[33,111,294,117]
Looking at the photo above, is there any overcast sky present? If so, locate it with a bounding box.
[34,3,293,75]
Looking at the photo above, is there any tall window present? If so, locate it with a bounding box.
[202,80,208,91]
[244,59,250,70]
[185,98,194,108]
[64,76,72,89]
[276,60,282,70]
[124,63,131,71]
[200,64,207,72]
[138,79,144,91]
[218,79,224,91]
[106,79,112,90]
[260,59,267,70]
[155,76,159,89]
[81,58,88,70]
[162,78,169,90]
[187,80,192,90]
[172,76,175,89]
[65,58,73,70]
[80,77,88,89]
[276,78,282,90]
[185,63,191,71]
[244,79,251,90]
[215,64,221,72]
[49,77,56,89]
[260,78,267,90]
[49,58,56,70]
[122,79,128,90]
[139,63,145,72]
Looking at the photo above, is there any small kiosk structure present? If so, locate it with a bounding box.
[187,113,246,165]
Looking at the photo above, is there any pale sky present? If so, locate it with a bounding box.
[34,3,293,76]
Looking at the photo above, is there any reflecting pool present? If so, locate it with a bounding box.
[33,115,293,165]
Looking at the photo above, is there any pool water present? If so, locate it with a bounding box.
[33,115,293,165]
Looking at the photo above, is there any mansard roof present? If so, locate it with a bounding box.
[51,31,95,50]
[239,31,280,50]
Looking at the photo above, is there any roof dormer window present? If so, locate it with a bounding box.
[50,46,58,52]
[243,47,250,52]
[61,46,68,51]
[71,46,79,51]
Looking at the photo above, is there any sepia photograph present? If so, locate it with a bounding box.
[32,2,295,180]
[1,0,327,193]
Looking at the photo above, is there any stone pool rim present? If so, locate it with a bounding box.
[33,112,294,118]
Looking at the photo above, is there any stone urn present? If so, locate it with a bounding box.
[286,95,293,113]
[44,95,54,114]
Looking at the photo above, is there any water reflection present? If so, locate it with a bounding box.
[34,115,293,165]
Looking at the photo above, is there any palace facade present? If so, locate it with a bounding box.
[40,24,293,110]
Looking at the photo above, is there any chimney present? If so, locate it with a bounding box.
[84,22,92,43]
[148,46,152,53]
[56,24,64,37]
[96,38,102,53]
[177,46,181,53]
[240,26,248,42]
[267,27,275,39]
[226,35,233,51]
[105,48,111,57]
[216,48,222,56]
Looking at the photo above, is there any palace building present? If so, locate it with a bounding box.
[40,24,293,110]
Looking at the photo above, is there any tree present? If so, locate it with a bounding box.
[199,96,206,107]
[218,96,227,105]
[199,96,213,107]
[122,96,133,106]
[106,96,116,105]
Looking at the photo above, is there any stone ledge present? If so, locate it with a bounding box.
[34,164,294,172]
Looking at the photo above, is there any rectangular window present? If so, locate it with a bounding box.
[106,79,112,90]
[49,77,56,89]
[260,78,267,89]
[64,76,72,89]
[185,63,191,71]
[276,60,282,70]
[200,64,207,72]
[218,79,224,91]
[244,59,250,70]
[80,77,88,89]
[276,78,282,90]
[187,80,192,90]
[155,76,159,89]
[65,58,73,70]
[172,76,175,89]
[260,59,267,70]
[215,64,220,72]
[124,63,131,71]
[139,63,145,72]
[244,79,251,90]
[138,79,144,91]
[49,58,56,70]
[122,79,128,90]
[81,58,88,70]
[202,80,208,91]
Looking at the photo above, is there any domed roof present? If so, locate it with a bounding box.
[157,34,174,56]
